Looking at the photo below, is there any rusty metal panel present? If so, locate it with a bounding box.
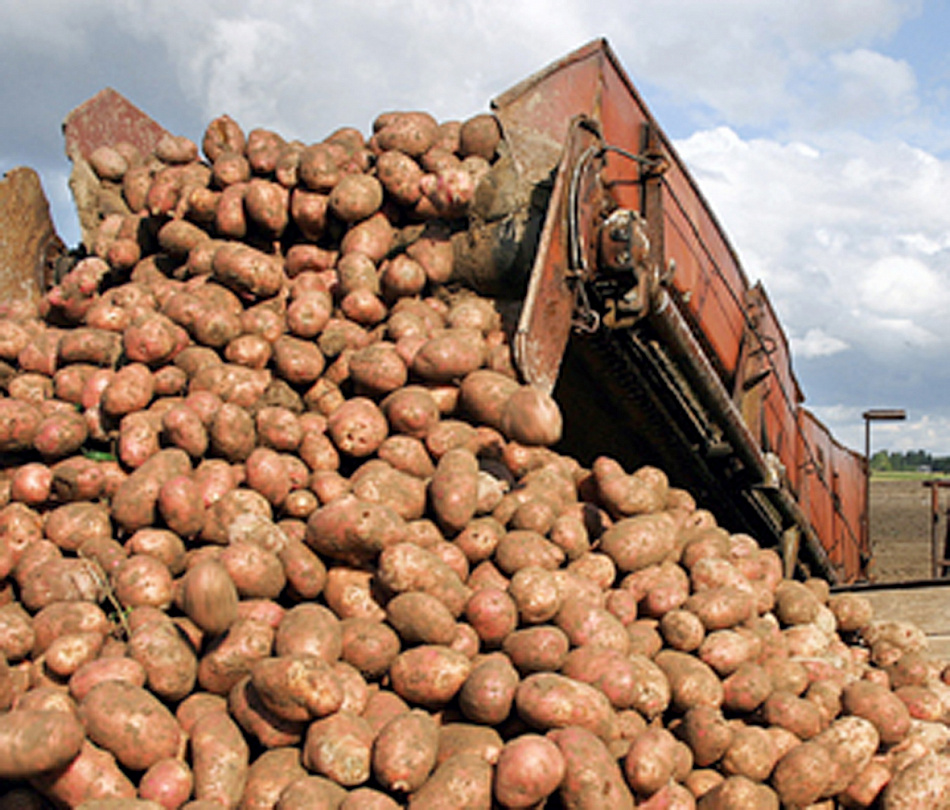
[514,119,603,393]
[798,408,865,581]
[62,87,168,163]
[492,40,608,187]
[832,442,868,582]
[746,284,804,495]
[0,167,62,301]
[799,410,837,574]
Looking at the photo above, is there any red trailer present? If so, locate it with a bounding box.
[470,39,868,583]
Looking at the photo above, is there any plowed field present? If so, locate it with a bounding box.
[869,477,946,583]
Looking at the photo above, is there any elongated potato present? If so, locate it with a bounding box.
[80,680,184,771]
[191,709,250,809]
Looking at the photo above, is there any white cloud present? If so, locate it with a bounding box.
[792,329,849,359]
[858,256,948,316]
[604,0,923,130]
[830,48,918,118]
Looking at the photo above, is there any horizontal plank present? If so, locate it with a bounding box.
[834,580,950,659]
[925,636,950,661]
[852,586,950,636]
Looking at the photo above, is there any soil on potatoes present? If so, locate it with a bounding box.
[868,477,947,583]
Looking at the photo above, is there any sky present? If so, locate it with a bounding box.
[2,0,949,456]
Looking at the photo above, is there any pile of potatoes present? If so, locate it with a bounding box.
[0,107,949,810]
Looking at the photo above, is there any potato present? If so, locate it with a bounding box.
[302,710,374,787]
[278,538,327,600]
[719,725,777,783]
[841,679,912,745]
[245,178,289,235]
[760,689,824,740]
[327,397,388,458]
[375,112,439,157]
[249,655,343,724]
[699,629,755,676]
[340,211,394,262]
[593,458,668,518]
[486,734,562,808]
[113,553,174,611]
[80,680,184,771]
[274,603,342,662]
[655,649,724,711]
[770,740,831,807]
[139,757,195,810]
[560,645,647,711]
[0,605,34,665]
[660,608,706,652]
[493,530,564,575]
[19,556,104,612]
[828,592,874,633]
[111,448,192,533]
[377,541,471,617]
[32,410,88,460]
[190,709,249,809]
[389,645,472,708]
[122,313,185,367]
[215,750,292,810]
[458,653,518,725]
[684,586,755,631]
[722,662,773,713]
[424,447,478,534]
[881,752,950,809]
[549,726,635,809]
[0,708,85,779]
[196,616,274,696]
[411,329,485,383]
[31,738,137,807]
[276,776,348,810]
[498,385,562,447]
[211,242,283,299]
[404,752,491,808]
[502,626,570,675]
[623,727,678,796]
[386,591,457,646]
[127,618,197,702]
[226,678,302,751]
[180,558,239,635]
[328,173,383,223]
[600,513,677,573]
[349,459,427,521]
[696,775,778,809]
[306,495,405,567]
[375,150,424,207]
[458,113,501,160]
[30,601,109,659]
[515,673,618,740]
[372,709,439,793]
[774,579,822,626]
[339,618,400,681]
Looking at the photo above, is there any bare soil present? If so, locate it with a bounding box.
[868,477,946,583]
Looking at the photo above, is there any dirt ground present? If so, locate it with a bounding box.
[868,477,946,582]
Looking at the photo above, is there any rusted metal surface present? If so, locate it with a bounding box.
[923,480,950,578]
[62,88,169,251]
[62,87,167,163]
[514,118,604,393]
[0,167,63,301]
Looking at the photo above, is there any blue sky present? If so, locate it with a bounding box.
[2,0,949,455]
